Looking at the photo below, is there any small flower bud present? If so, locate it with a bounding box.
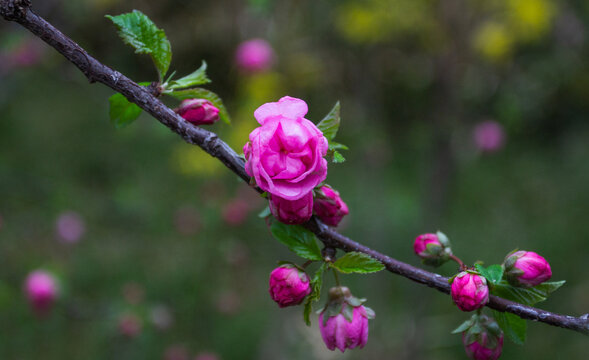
[268,265,311,307]
[235,39,274,73]
[473,120,505,153]
[318,287,375,353]
[313,185,349,227]
[503,250,552,287]
[55,211,85,244]
[413,232,452,266]
[175,99,219,125]
[24,270,59,316]
[451,272,489,312]
[269,192,313,225]
[462,315,504,360]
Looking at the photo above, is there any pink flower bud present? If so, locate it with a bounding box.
[461,315,504,360]
[504,250,552,287]
[235,39,274,73]
[24,270,59,316]
[473,121,505,153]
[413,232,452,266]
[451,272,489,312]
[318,287,374,352]
[313,186,349,226]
[175,99,219,125]
[268,265,311,307]
[269,192,313,225]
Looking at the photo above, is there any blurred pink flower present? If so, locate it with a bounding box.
[194,352,220,360]
[55,211,85,244]
[164,345,190,360]
[118,313,142,338]
[222,199,250,226]
[151,305,174,331]
[235,39,274,73]
[473,121,505,153]
[24,270,59,317]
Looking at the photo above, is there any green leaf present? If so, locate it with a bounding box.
[303,263,327,326]
[491,280,566,306]
[475,264,504,286]
[106,10,172,80]
[168,61,211,89]
[257,205,271,218]
[317,101,340,141]
[492,310,527,345]
[167,88,231,124]
[332,252,385,274]
[328,141,349,151]
[332,151,345,163]
[108,93,142,128]
[270,222,322,261]
[451,318,474,334]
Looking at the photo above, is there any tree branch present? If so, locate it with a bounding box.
[2,0,588,335]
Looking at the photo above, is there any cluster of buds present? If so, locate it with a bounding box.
[318,286,374,352]
[24,270,59,317]
[461,314,504,360]
[503,250,552,287]
[413,232,453,267]
[174,99,219,125]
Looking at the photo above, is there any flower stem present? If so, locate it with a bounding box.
[332,268,341,287]
[449,254,466,270]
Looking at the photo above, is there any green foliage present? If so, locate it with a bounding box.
[168,88,231,124]
[491,280,566,306]
[317,101,341,141]
[303,263,327,325]
[331,252,385,274]
[168,61,211,89]
[451,318,474,334]
[106,10,172,81]
[475,264,504,286]
[493,311,527,345]
[108,93,142,128]
[332,151,345,163]
[269,221,322,261]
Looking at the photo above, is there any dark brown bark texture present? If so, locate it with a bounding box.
[2,0,588,335]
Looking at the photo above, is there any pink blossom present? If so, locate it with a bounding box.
[313,186,349,226]
[193,352,220,360]
[164,345,190,360]
[413,233,441,257]
[319,305,370,352]
[268,265,311,307]
[56,211,85,244]
[504,250,552,287]
[269,192,313,224]
[451,272,489,312]
[24,270,58,316]
[175,99,219,125]
[222,199,250,226]
[463,331,504,360]
[235,39,274,73]
[473,121,505,153]
[244,96,328,200]
[118,313,142,338]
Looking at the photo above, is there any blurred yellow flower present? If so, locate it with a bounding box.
[171,143,221,177]
[507,0,555,41]
[473,22,514,62]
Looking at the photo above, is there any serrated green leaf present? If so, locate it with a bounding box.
[168,61,211,89]
[328,141,349,151]
[492,310,526,345]
[332,252,385,274]
[106,10,172,81]
[108,93,142,128]
[491,280,565,306]
[475,264,504,285]
[270,222,322,261]
[317,101,340,141]
[167,88,231,124]
[303,263,327,326]
[332,151,345,163]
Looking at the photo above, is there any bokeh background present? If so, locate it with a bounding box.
[1,0,589,359]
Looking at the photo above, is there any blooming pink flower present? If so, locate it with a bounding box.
[56,211,85,244]
[244,96,328,200]
[235,39,274,73]
[313,186,349,226]
[269,192,313,224]
[463,330,504,360]
[24,270,59,316]
[451,272,489,312]
[175,99,219,125]
[268,265,311,307]
[504,250,552,287]
[319,305,370,352]
[473,121,505,153]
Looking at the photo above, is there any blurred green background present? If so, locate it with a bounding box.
[1,0,588,359]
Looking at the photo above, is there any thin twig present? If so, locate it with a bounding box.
[1,0,588,335]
